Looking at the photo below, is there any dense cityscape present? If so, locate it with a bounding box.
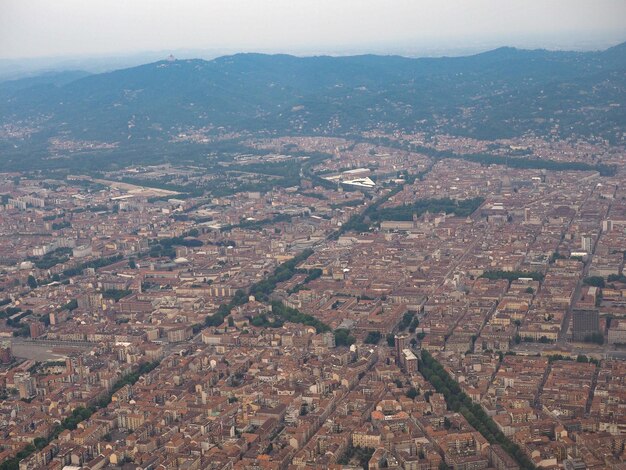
[0,129,625,470]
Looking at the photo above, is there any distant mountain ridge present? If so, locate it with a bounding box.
[0,43,624,170]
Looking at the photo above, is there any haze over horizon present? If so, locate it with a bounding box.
[1,0,625,70]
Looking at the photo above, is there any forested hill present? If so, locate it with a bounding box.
[0,43,624,170]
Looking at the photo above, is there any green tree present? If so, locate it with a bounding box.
[364,331,381,344]
[583,276,605,288]
[33,437,47,450]
[27,275,38,289]
[334,328,356,347]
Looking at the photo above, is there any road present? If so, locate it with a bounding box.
[557,186,603,343]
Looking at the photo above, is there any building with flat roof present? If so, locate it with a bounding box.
[402,349,418,374]
[572,309,599,342]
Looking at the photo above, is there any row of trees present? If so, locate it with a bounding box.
[0,361,160,470]
[398,311,419,332]
[456,152,615,176]
[547,354,600,366]
[581,274,625,303]
[377,137,616,177]
[204,289,248,327]
[221,213,294,232]
[62,254,123,278]
[27,247,73,270]
[246,301,331,334]
[148,233,203,258]
[607,273,626,283]
[288,268,323,294]
[205,249,326,331]
[419,350,536,470]
[330,183,407,237]
[268,301,330,334]
[369,197,484,223]
[248,249,314,302]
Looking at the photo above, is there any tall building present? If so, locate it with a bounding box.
[572,309,600,342]
[402,349,419,374]
[29,321,45,339]
[394,333,409,366]
[581,235,593,253]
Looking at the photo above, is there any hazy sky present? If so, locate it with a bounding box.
[1,0,625,60]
